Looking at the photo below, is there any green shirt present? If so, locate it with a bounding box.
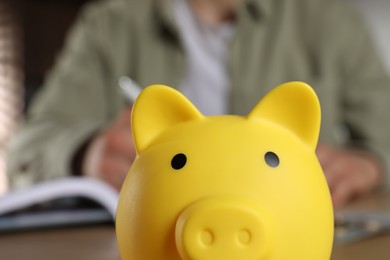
[7,0,390,188]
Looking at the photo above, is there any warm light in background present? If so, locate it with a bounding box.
[0,2,23,195]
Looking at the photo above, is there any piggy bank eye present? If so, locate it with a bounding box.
[264,151,279,168]
[171,153,187,170]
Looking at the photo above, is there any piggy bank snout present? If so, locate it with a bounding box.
[175,197,272,260]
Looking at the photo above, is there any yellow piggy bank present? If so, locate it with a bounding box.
[116,81,334,260]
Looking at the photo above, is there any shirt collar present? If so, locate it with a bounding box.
[154,0,272,32]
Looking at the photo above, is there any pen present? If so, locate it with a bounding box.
[118,76,142,104]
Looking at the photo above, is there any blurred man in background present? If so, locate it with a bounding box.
[7,0,390,208]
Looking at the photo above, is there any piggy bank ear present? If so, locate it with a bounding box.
[131,85,204,153]
[247,82,321,150]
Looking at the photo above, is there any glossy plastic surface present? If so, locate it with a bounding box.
[116,81,334,260]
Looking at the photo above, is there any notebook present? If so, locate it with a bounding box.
[0,177,119,231]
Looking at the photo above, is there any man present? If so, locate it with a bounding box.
[7,0,390,208]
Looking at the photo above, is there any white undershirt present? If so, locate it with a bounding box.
[173,0,235,115]
[346,0,390,74]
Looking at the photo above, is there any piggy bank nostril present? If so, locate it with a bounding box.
[237,229,252,245]
[199,229,214,246]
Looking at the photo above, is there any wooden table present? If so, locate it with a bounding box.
[0,225,120,260]
[1,192,390,260]
[331,190,390,260]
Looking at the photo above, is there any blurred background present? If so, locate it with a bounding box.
[0,0,96,194]
[0,0,23,194]
[0,0,389,194]
[6,0,389,113]
[9,0,94,107]
[346,0,390,73]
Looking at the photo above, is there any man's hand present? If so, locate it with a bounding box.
[316,144,384,208]
[83,108,136,190]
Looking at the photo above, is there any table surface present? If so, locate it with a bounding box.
[1,192,390,260]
